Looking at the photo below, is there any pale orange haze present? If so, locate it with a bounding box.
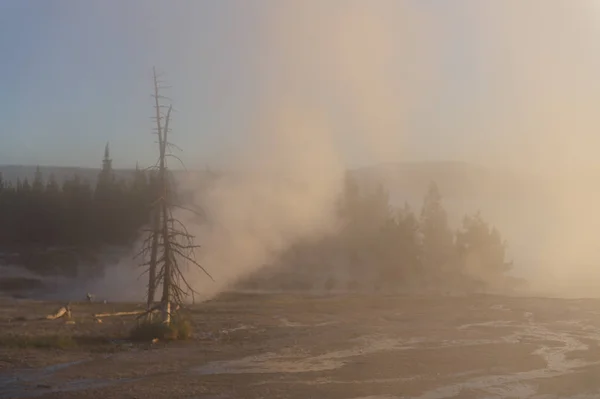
[73,1,600,299]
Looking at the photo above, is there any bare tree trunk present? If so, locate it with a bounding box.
[150,66,165,314]
[159,201,172,325]
[147,207,159,308]
[159,105,173,324]
[136,67,213,326]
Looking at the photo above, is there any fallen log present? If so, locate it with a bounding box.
[134,303,181,322]
[94,304,180,321]
[93,310,146,318]
[45,303,71,320]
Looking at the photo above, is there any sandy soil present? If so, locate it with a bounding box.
[3,293,600,398]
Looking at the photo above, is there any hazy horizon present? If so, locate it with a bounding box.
[2,1,600,174]
[4,1,600,299]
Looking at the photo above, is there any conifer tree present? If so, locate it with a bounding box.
[456,211,512,291]
[32,165,44,193]
[419,181,455,289]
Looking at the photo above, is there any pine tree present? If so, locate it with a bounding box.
[99,143,114,186]
[395,203,422,285]
[456,212,512,292]
[94,143,119,243]
[419,181,455,291]
[21,178,31,193]
[46,173,60,195]
[32,165,44,192]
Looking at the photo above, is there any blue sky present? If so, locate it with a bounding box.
[2,1,600,173]
[0,0,267,168]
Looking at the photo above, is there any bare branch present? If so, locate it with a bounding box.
[166,142,184,152]
[165,154,188,171]
[171,247,214,281]
[137,68,212,322]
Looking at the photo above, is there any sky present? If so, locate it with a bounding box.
[2,1,600,173]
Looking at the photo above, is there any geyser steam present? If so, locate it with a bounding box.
[74,1,600,301]
[176,2,441,298]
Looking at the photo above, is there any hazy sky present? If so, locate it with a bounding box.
[2,1,600,172]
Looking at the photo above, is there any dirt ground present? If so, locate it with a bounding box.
[3,293,600,399]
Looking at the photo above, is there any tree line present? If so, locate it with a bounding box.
[0,141,516,294]
[243,175,517,294]
[0,144,154,249]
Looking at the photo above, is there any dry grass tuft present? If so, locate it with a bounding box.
[130,315,192,342]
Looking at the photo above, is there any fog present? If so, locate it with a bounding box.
[171,2,432,297]
[71,1,600,300]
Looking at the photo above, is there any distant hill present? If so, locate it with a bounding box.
[0,165,216,187]
[0,165,135,186]
[350,161,547,201]
[0,161,550,210]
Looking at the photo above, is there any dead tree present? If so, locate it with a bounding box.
[136,67,213,324]
[145,69,164,308]
[147,208,159,307]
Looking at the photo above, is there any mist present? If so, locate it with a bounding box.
[53,1,600,300]
[174,2,439,297]
[11,3,600,397]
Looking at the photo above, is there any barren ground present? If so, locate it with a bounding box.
[3,293,600,398]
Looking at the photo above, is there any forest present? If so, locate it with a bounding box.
[0,142,514,294]
[242,174,516,294]
[0,145,153,249]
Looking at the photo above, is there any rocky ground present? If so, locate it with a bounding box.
[3,293,600,398]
